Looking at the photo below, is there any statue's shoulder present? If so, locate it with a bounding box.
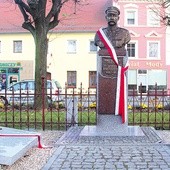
[118,27,129,33]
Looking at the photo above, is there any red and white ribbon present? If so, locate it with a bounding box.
[97,28,128,123]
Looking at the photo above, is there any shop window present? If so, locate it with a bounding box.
[89,71,96,88]
[67,40,76,53]
[67,71,77,88]
[148,70,167,90]
[90,40,97,52]
[148,85,167,91]
[8,68,19,73]
[13,40,22,53]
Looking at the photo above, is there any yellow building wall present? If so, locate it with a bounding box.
[0,32,97,91]
[48,32,97,91]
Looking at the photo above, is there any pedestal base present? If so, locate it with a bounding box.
[80,115,144,137]
[79,125,144,137]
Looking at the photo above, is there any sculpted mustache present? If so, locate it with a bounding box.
[108,20,116,23]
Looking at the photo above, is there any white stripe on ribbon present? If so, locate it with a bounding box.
[98,28,118,65]
[115,65,121,115]
[124,74,127,122]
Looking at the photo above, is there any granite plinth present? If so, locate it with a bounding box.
[0,126,38,166]
[79,125,145,137]
[80,114,144,137]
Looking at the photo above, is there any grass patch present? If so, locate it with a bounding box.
[1,109,170,130]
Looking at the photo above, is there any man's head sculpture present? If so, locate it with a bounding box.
[105,6,120,15]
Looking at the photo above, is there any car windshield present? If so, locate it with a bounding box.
[54,81,61,89]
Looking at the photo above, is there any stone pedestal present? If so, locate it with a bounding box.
[97,55,124,115]
[80,115,144,137]
[80,51,144,137]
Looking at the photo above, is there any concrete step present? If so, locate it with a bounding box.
[0,126,39,166]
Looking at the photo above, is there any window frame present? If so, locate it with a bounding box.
[125,9,138,26]
[13,40,22,53]
[89,40,97,52]
[127,41,138,58]
[147,41,160,59]
[147,9,160,27]
[89,71,97,88]
[67,40,77,54]
[67,71,77,88]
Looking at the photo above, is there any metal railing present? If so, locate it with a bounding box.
[0,80,170,130]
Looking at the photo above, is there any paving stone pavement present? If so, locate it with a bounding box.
[42,127,170,170]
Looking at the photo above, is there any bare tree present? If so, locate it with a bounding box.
[14,0,85,109]
[161,0,170,26]
[149,0,170,26]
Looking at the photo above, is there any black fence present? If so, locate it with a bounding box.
[0,81,170,130]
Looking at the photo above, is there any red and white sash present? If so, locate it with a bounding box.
[97,28,128,123]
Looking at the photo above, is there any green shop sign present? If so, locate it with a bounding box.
[0,62,21,67]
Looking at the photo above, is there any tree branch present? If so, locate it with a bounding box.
[22,22,36,38]
[46,0,69,31]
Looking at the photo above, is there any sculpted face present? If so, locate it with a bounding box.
[105,6,120,26]
[106,12,119,26]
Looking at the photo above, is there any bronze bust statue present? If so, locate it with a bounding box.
[94,6,131,56]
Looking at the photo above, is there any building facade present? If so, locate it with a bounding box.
[0,0,169,93]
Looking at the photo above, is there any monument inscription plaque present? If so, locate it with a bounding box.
[97,56,124,115]
[101,57,123,78]
[102,57,117,78]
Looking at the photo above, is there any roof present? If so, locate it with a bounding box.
[0,0,112,33]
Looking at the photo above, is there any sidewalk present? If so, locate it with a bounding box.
[42,126,170,170]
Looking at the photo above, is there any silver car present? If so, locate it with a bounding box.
[0,79,62,105]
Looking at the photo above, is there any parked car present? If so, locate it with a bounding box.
[0,79,62,105]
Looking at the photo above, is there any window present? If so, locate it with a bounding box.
[128,70,137,94]
[13,41,22,53]
[67,71,77,87]
[67,40,76,53]
[8,68,19,73]
[125,10,137,26]
[11,82,27,91]
[0,41,1,53]
[27,81,34,90]
[90,40,97,52]
[127,42,137,57]
[147,10,160,26]
[89,71,97,88]
[147,41,160,58]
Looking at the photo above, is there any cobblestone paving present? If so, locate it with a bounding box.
[43,144,170,170]
[42,127,170,170]
[55,126,162,145]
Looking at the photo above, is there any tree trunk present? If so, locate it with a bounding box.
[34,25,48,110]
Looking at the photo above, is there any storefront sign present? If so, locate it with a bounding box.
[129,60,164,69]
[146,61,163,68]
[0,62,21,67]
